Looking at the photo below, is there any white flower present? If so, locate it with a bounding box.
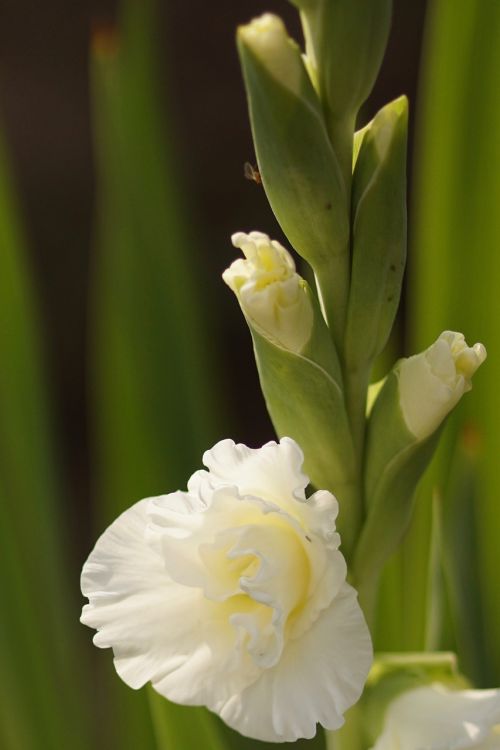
[223,231,313,353]
[81,437,372,742]
[371,683,500,750]
[399,330,486,440]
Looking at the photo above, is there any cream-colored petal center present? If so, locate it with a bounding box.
[191,508,312,669]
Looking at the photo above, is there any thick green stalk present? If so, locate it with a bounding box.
[318,113,355,350]
[325,703,364,750]
[337,369,367,561]
[328,113,355,199]
[355,567,381,634]
[336,478,363,563]
[314,246,350,351]
[344,365,369,473]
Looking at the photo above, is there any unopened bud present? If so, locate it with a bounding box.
[223,231,313,353]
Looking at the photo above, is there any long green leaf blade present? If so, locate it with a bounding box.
[0,130,92,748]
[89,0,225,747]
[400,0,500,683]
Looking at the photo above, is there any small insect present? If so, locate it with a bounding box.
[244,161,262,185]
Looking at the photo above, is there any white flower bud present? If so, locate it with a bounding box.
[371,683,500,750]
[223,231,314,353]
[399,331,487,440]
[237,14,303,98]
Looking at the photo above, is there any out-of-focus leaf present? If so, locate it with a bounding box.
[423,492,451,652]
[438,426,489,684]
[232,725,326,750]
[0,131,92,748]
[148,690,227,750]
[325,703,363,750]
[91,0,219,524]
[387,0,500,683]
[90,0,224,747]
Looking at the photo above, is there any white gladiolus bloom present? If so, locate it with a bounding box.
[371,683,500,750]
[223,231,314,353]
[81,438,372,742]
[399,331,486,440]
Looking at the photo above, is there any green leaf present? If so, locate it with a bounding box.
[354,370,440,590]
[345,97,407,373]
[90,0,224,746]
[249,297,359,554]
[0,129,92,748]
[439,427,491,684]
[325,703,364,750]
[91,1,219,524]
[292,0,392,119]
[402,0,500,682]
[293,0,392,187]
[148,690,227,750]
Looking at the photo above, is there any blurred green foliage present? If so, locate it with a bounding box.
[0,0,499,747]
[0,128,93,748]
[374,0,500,688]
[90,0,227,746]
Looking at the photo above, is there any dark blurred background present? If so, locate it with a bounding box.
[0,0,426,541]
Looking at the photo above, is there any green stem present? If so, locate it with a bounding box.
[328,113,355,200]
[336,478,363,564]
[314,113,355,354]
[344,364,370,476]
[355,567,382,632]
[325,701,365,750]
[340,363,370,560]
[314,243,350,354]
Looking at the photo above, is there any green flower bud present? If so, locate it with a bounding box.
[353,331,486,583]
[237,13,350,345]
[288,0,392,189]
[290,0,392,121]
[345,96,408,374]
[223,231,359,553]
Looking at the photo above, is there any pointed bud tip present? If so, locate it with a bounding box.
[393,94,409,117]
[237,13,286,49]
[236,13,304,96]
[374,95,409,132]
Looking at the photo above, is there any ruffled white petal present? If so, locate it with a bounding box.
[201,437,309,506]
[81,500,198,688]
[81,437,372,742]
[218,582,372,742]
[372,684,500,750]
[80,500,256,706]
[199,439,341,549]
